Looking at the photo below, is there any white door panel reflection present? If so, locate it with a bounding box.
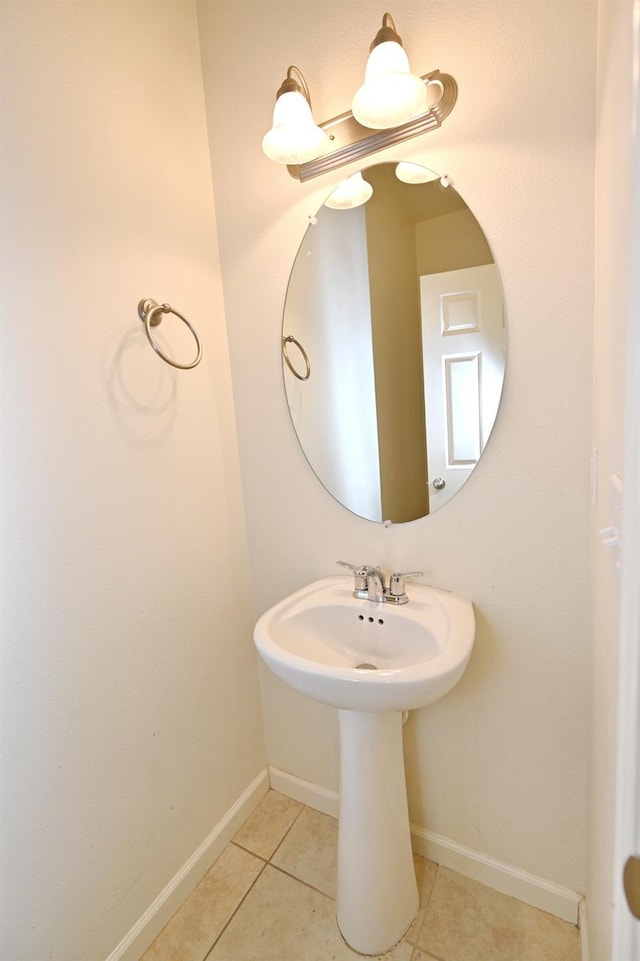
[421,265,504,505]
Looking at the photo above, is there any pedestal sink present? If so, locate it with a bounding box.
[254,574,475,955]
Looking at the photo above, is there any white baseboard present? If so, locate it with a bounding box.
[410,824,581,924]
[269,766,581,926]
[105,768,270,961]
[579,898,589,961]
[268,766,339,817]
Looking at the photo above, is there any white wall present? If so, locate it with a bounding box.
[588,0,638,957]
[0,3,266,960]
[199,0,596,895]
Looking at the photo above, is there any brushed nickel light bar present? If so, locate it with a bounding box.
[262,14,458,183]
[287,70,457,182]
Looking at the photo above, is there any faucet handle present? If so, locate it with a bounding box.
[387,570,424,603]
[337,561,368,593]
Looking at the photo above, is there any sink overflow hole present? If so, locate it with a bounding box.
[357,615,385,625]
[356,663,378,670]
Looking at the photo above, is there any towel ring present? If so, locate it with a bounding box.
[282,335,310,381]
[138,298,203,370]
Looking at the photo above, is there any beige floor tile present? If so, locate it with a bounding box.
[380,940,413,960]
[271,806,339,896]
[232,789,303,860]
[405,855,439,944]
[208,864,413,961]
[140,844,263,961]
[416,867,581,961]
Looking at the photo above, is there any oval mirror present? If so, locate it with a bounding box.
[282,162,506,523]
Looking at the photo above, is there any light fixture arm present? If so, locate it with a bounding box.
[275,65,312,105]
[287,69,457,182]
[370,13,403,50]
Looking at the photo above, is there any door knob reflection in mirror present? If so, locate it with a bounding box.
[431,477,446,490]
[623,855,640,919]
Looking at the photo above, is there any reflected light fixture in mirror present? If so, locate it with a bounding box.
[351,13,427,129]
[262,66,330,164]
[261,13,457,181]
[395,161,440,184]
[324,172,374,209]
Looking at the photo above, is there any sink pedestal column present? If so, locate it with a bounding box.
[336,709,419,955]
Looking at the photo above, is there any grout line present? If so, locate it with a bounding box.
[266,860,336,902]
[229,839,269,863]
[422,862,440,915]
[201,858,268,961]
[407,863,440,951]
[264,861,438,960]
[267,799,307,861]
[226,793,305,863]
[409,940,447,961]
[202,799,308,961]
[265,803,338,902]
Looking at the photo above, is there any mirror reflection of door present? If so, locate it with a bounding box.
[420,266,505,507]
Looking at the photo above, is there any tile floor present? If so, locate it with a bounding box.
[140,791,581,961]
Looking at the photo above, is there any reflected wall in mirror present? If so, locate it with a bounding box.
[283,162,506,523]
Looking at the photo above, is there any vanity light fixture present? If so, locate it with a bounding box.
[324,172,373,209]
[262,13,457,183]
[352,14,427,129]
[262,65,331,165]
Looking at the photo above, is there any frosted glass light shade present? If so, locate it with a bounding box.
[262,91,330,164]
[324,172,373,209]
[395,162,439,184]
[352,41,428,129]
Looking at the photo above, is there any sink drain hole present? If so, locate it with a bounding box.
[355,662,378,670]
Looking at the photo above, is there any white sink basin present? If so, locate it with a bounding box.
[254,574,475,712]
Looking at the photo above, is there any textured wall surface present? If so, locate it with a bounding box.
[199,0,596,892]
[0,3,266,959]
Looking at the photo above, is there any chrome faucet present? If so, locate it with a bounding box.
[365,567,385,603]
[337,562,423,604]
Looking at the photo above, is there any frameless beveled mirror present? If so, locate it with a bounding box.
[282,162,506,523]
